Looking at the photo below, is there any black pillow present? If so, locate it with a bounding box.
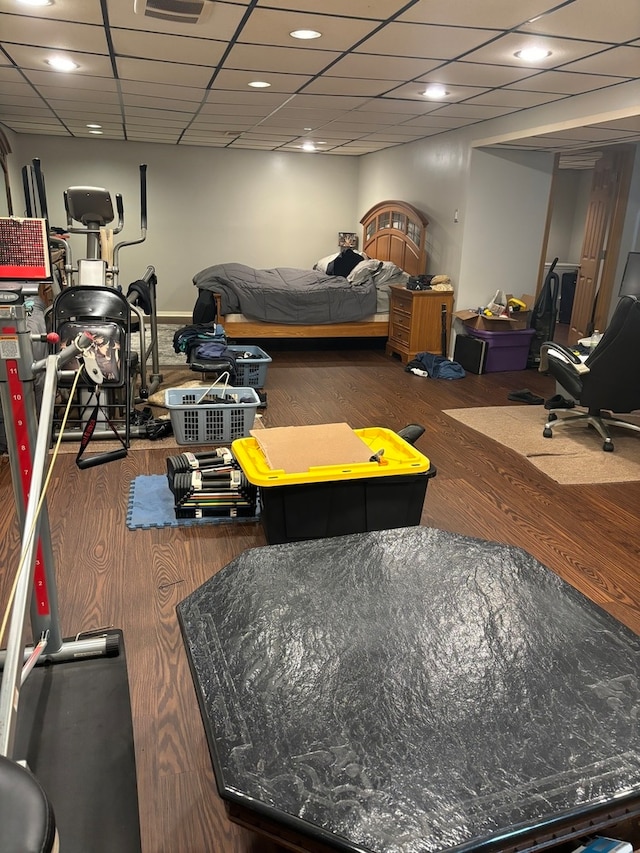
[327,249,363,278]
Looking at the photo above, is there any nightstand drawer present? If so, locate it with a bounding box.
[391,290,412,312]
[389,323,410,346]
[390,307,411,331]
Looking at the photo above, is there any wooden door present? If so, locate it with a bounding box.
[568,147,636,343]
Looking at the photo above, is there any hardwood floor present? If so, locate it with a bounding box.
[1,343,639,853]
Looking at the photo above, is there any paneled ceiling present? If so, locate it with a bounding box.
[0,0,638,156]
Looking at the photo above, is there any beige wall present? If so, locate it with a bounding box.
[8,134,360,315]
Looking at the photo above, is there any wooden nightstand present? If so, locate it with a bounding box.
[386,284,454,363]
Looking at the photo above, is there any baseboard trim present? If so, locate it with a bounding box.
[158,313,191,324]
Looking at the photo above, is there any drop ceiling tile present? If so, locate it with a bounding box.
[45,93,121,109]
[5,122,69,133]
[429,103,519,119]
[65,121,123,131]
[283,93,369,110]
[351,98,433,115]
[506,69,631,94]
[225,43,341,75]
[123,109,192,125]
[188,118,256,131]
[316,121,382,134]
[302,76,404,97]
[396,0,552,29]
[344,110,416,125]
[519,0,640,44]
[0,67,25,81]
[0,95,47,108]
[236,8,380,50]
[235,133,298,144]
[464,89,566,108]
[0,1,103,24]
[111,29,227,67]
[402,114,479,128]
[1,105,54,118]
[593,116,640,132]
[204,89,290,106]
[417,61,540,89]
[321,53,441,81]
[195,104,280,118]
[106,0,248,41]
[117,58,214,88]
[122,95,199,113]
[256,107,348,123]
[462,32,611,68]
[35,86,120,105]
[355,22,502,60]
[358,130,432,141]
[51,102,123,117]
[252,0,407,21]
[537,126,639,142]
[380,82,489,102]
[227,140,284,148]
[5,46,113,77]
[0,83,42,100]
[120,80,205,102]
[211,68,312,93]
[22,69,118,92]
[0,15,108,53]
[561,46,640,78]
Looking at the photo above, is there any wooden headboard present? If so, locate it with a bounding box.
[360,200,428,277]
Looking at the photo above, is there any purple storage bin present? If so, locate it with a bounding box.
[467,326,535,372]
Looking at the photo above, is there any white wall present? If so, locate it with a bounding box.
[458,147,553,310]
[8,135,360,315]
[358,129,554,312]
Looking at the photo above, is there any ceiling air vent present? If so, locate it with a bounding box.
[134,0,214,25]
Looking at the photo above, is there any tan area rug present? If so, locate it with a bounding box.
[443,406,640,485]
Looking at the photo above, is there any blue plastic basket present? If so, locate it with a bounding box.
[227,345,272,387]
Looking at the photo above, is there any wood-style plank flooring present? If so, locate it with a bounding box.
[1,340,639,853]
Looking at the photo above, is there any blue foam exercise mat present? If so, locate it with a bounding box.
[127,474,259,530]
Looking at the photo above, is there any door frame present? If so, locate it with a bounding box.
[536,144,636,339]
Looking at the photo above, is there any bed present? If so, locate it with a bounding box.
[193,200,429,340]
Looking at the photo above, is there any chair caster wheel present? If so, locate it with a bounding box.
[548,413,557,422]
[603,440,614,452]
[543,427,553,438]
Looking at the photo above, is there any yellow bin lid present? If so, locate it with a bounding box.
[232,426,431,486]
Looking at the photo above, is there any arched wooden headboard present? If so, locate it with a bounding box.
[360,200,428,277]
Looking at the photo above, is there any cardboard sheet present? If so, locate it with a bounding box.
[249,423,373,472]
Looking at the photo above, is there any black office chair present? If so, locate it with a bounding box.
[539,295,640,451]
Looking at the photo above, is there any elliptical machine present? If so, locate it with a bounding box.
[23,159,162,442]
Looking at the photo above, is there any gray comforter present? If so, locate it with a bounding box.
[192,263,378,324]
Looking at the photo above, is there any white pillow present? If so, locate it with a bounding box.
[347,259,383,285]
[313,253,339,273]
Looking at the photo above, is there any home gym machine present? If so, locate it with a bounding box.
[0,219,139,851]
[22,159,162,443]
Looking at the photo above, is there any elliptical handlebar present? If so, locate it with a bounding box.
[112,164,148,282]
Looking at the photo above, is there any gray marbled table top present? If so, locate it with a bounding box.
[178,526,640,853]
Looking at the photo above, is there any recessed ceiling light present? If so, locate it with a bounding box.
[515,46,552,62]
[290,29,321,40]
[423,84,449,99]
[301,141,317,152]
[46,55,78,72]
[248,80,271,88]
[86,123,102,129]
[89,130,103,135]
[17,0,53,6]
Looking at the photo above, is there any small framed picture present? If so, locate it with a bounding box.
[338,232,358,250]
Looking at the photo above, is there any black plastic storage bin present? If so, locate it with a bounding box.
[231,426,436,544]
[258,469,435,544]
